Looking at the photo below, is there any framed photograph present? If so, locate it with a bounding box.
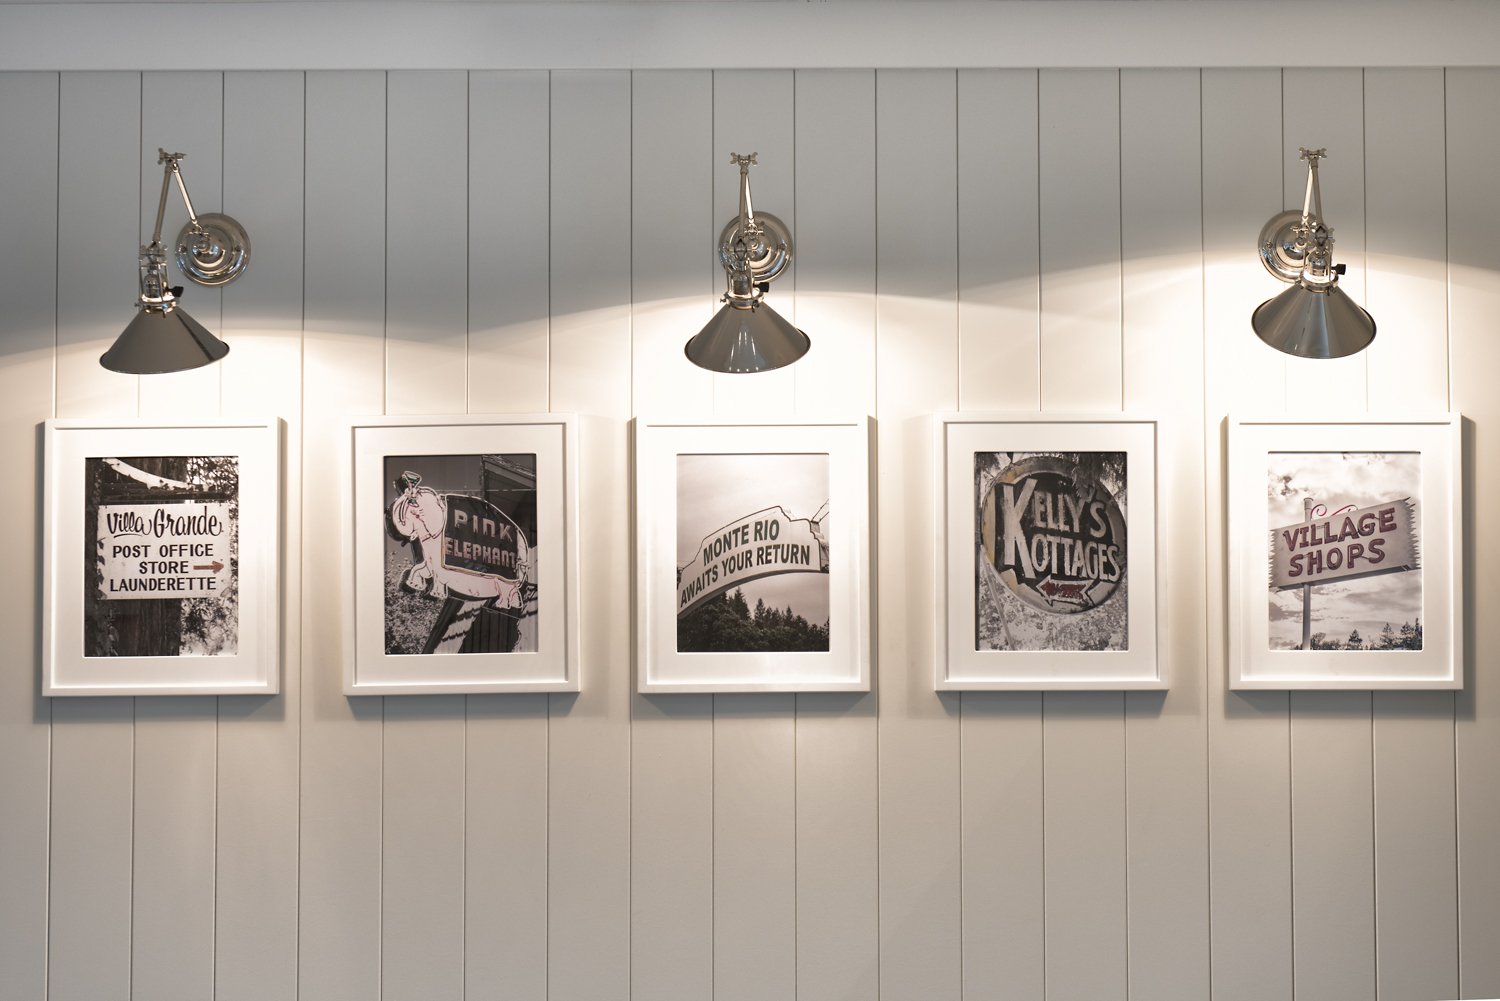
[43,418,282,696]
[634,418,873,693]
[1228,414,1462,690]
[936,414,1165,690]
[343,414,580,694]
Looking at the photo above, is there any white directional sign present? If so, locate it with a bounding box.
[96,502,231,600]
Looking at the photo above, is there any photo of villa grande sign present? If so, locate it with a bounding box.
[1228,415,1462,690]
[43,418,283,696]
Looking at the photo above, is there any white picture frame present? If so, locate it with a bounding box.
[43,417,283,696]
[343,414,581,695]
[936,413,1166,690]
[1227,413,1462,690]
[635,417,874,693]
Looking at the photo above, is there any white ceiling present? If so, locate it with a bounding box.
[0,0,1494,71]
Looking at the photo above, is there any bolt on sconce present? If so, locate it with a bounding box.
[1252,147,1375,360]
[685,152,808,374]
[100,149,251,374]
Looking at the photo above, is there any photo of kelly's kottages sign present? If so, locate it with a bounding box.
[976,452,1128,652]
[677,505,829,616]
[384,453,537,656]
[1270,498,1418,590]
[84,455,240,658]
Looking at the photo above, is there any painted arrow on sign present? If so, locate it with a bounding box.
[193,561,225,573]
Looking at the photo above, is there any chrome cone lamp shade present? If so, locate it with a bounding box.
[101,149,251,374]
[1252,147,1374,359]
[686,153,808,373]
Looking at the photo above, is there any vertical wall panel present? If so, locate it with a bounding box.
[464,70,552,1001]
[1037,69,1121,412]
[547,69,633,1001]
[386,71,468,415]
[129,70,223,1001]
[709,67,799,1001]
[0,70,55,1001]
[469,70,551,415]
[464,695,549,1001]
[1288,691,1375,1001]
[1364,68,1449,413]
[955,68,1046,1001]
[1281,68,1368,413]
[630,70,713,419]
[791,68,880,1001]
[1364,66,1460,1001]
[299,69,387,1001]
[1201,67,1293,1001]
[628,67,715,1001]
[1120,67,1211,1001]
[381,69,470,1001]
[215,68,305,1001]
[1037,68,1128,1001]
[875,68,962,1001]
[791,70,876,421]
[49,70,141,1001]
[1448,66,1500,1001]
[957,68,1040,413]
[959,693,1044,1000]
[1281,69,1376,1001]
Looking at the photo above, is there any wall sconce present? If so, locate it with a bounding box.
[684,152,808,374]
[1252,147,1375,360]
[100,149,251,374]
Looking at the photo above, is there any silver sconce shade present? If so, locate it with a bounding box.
[1250,281,1375,360]
[685,298,810,374]
[101,149,250,375]
[1252,147,1375,360]
[686,152,808,373]
[100,305,229,374]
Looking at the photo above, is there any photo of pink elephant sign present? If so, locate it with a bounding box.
[344,415,580,694]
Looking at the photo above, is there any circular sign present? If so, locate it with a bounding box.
[979,455,1126,614]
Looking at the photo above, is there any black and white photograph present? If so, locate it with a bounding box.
[675,452,830,653]
[975,450,1128,652]
[1266,451,1422,652]
[85,454,240,658]
[383,452,538,656]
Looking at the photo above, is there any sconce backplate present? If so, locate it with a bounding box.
[176,212,251,287]
[718,211,793,285]
[1257,209,1307,284]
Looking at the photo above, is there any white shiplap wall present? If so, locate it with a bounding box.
[1,67,1498,1001]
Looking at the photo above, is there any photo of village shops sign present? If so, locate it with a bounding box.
[677,504,828,616]
[1270,497,1418,590]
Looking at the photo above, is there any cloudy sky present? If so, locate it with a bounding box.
[677,452,829,624]
[1266,451,1422,649]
